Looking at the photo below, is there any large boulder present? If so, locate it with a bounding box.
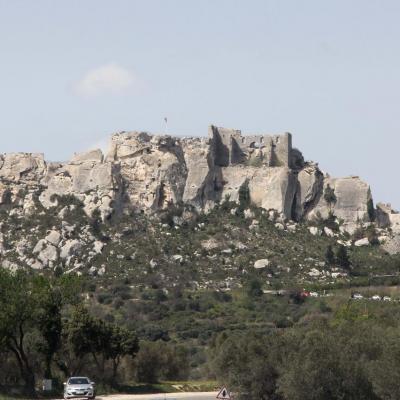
[60,239,83,259]
[254,259,270,269]
[216,165,297,218]
[33,239,58,267]
[307,176,373,232]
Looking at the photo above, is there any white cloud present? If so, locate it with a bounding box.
[75,63,136,97]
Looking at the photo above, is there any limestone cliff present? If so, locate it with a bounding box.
[0,125,393,234]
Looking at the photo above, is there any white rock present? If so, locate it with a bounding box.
[324,227,334,237]
[268,210,276,222]
[93,240,105,254]
[309,226,320,236]
[337,240,352,247]
[275,223,285,230]
[201,238,220,250]
[30,260,44,270]
[16,239,30,256]
[308,268,321,277]
[354,237,370,247]
[172,254,184,263]
[33,239,47,254]
[287,224,297,232]
[234,242,248,250]
[221,249,233,255]
[61,221,75,235]
[254,259,270,269]
[60,239,82,259]
[244,209,255,219]
[45,230,61,246]
[3,260,20,272]
[37,244,58,265]
[332,272,347,278]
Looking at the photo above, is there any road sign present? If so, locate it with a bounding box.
[216,387,232,399]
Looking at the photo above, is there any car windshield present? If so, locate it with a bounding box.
[68,378,89,385]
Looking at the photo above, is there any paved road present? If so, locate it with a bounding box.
[96,392,218,400]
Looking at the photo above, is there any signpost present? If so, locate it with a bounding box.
[216,387,232,400]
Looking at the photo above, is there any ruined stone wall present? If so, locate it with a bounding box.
[209,125,292,167]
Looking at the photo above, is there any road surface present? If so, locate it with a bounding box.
[96,392,218,400]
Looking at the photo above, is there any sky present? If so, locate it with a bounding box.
[0,0,399,208]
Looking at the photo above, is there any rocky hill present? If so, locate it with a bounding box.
[0,125,399,282]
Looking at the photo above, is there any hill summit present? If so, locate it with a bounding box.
[0,125,399,276]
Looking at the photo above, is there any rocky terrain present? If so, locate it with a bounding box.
[0,125,399,283]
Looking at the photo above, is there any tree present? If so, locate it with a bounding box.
[369,328,400,400]
[324,185,337,209]
[135,341,164,383]
[210,332,282,400]
[336,245,351,270]
[245,277,263,298]
[0,270,82,395]
[106,325,139,384]
[0,270,41,396]
[238,180,251,212]
[65,306,138,384]
[35,277,63,380]
[64,305,103,375]
[134,341,189,383]
[278,326,375,400]
[325,245,335,266]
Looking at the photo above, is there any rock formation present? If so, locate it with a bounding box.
[0,124,396,238]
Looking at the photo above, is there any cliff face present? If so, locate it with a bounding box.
[0,125,395,235]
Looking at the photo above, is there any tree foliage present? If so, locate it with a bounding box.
[324,185,337,208]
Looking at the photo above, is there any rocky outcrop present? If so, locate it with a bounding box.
[0,153,46,183]
[376,203,400,233]
[215,165,297,217]
[307,176,373,233]
[107,132,187,211]
[181,137,215,209]
[295,164,324,219]
[40,149,119,219]
[0,125,393,238]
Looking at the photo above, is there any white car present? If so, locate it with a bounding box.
[64,377,95,399]
[383,296,392,301]
[371,295,381,301]
[352,293,363,300]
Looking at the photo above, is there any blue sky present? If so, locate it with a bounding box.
[0,0,399,208]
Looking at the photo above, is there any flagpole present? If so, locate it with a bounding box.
[164,117,168,134]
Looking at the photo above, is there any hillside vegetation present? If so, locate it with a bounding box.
[1,195,400,399]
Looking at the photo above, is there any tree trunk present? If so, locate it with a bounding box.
[8,328,37,398]
[111,357,120,386]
